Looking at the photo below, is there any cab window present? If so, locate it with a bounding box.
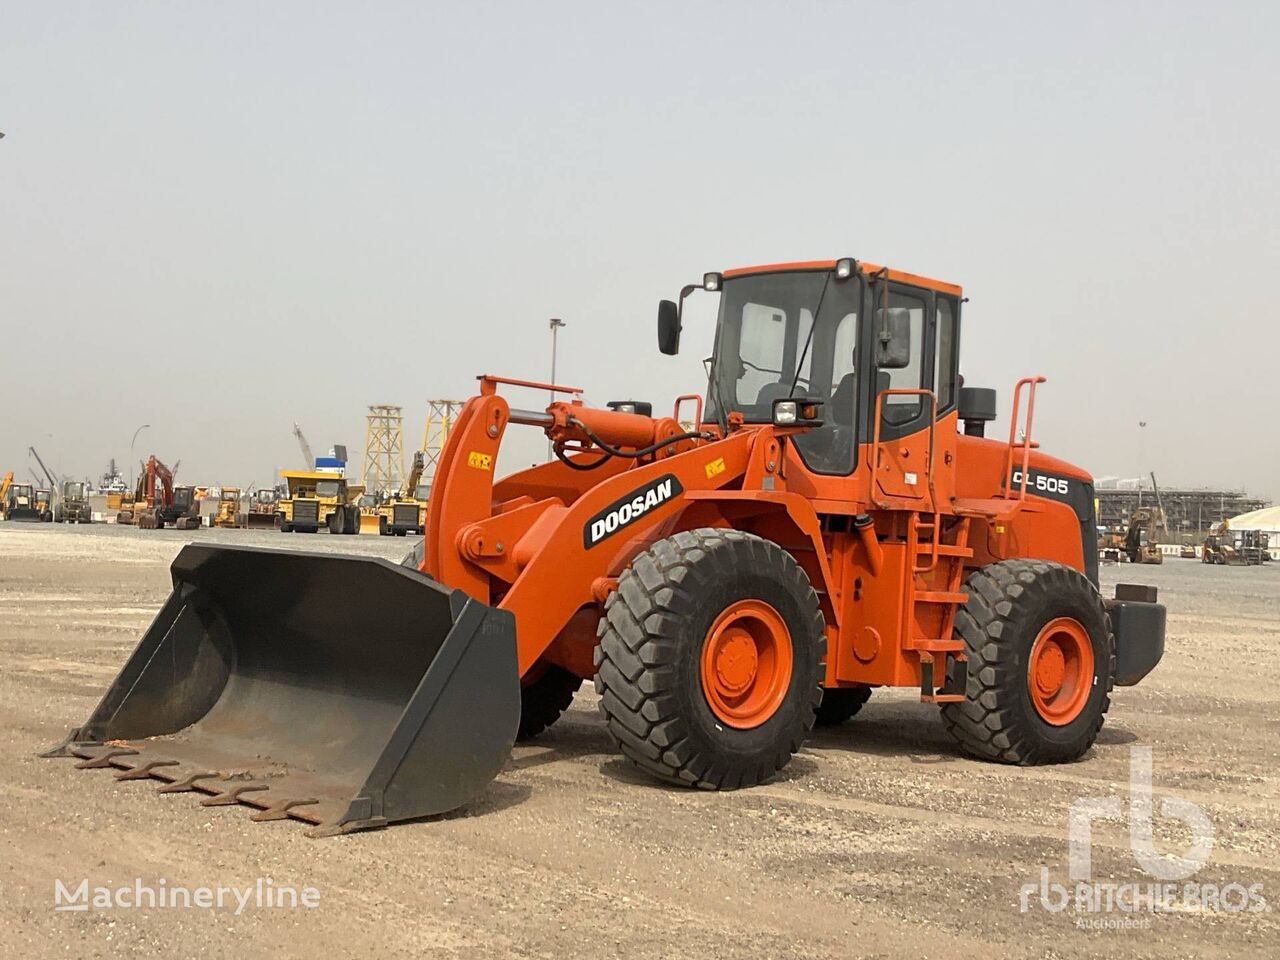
[878,288,927,425]
[934,295,958,413]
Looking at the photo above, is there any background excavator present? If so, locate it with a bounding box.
[116,456,201,529]
[47,256,1167,837]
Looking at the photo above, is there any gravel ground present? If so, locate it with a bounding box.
[1,522,1276,958]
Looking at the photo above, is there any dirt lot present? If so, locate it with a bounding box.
[0,523,1276,959]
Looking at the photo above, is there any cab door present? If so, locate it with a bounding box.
[868,280,939,506]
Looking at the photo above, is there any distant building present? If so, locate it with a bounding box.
[1094,479,1269,539]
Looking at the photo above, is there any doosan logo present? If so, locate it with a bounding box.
[584,475,683,547]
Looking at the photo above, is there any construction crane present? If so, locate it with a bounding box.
[29,446,59,490]
[292,422,315,470]
[1149,472,1169,542]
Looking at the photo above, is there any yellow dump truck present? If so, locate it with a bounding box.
[277,471,361,534]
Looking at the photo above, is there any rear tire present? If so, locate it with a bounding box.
[940,559,1114,765]
[517,664,582,740]
[595,529,825,789]
[814,685,872,727]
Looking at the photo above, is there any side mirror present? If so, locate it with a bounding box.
[874,307,912,369]
[657,299,681,355]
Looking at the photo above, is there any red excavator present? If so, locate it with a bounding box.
[116,456,200,530]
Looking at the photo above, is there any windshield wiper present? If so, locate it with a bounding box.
[787,272,831,397]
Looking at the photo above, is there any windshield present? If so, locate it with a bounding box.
[65,482,86,498]
[706,270,861,474]
[315,479,341,499]
[413,484,431,500]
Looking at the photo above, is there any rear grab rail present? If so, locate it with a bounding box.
[1002,375,1047,501]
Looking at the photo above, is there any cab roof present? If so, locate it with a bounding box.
[721,259,962,297]
[279,470,347,481]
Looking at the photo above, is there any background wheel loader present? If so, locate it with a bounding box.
[47,256,1166,836]
[1202,520,1269,565]
[4,481,44,522]
[378,451,429,537]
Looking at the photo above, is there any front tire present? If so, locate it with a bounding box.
[595,529,825,789]
[814,685,872,727]
[517,663,582,740]
[940,559,1114,765]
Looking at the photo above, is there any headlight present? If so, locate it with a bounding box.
[835,257,856,280]
[772,397,824,427]
[703,272,722,292]
[606,400,653,417]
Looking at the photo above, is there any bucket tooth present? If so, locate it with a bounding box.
[200,782,269,806]
[75,747,138,769]
[114,760,180,781]
[157,772,219,794]
[250,798,320,822]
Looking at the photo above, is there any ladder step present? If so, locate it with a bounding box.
[928,544,974,558]
[915,590,968,604]
[921,692,966,704]
[911,638,965,652]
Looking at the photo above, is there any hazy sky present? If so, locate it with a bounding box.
[2,1,1277,497]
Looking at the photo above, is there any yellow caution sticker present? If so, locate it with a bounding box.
[705,457,726,480]
[467,451,493,471]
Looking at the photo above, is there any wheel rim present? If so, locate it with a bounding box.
[1027,616,1094,726]
[700,599,793,729]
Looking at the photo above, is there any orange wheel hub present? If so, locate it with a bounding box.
[1027,617,1094,726]
[700,599,793,729]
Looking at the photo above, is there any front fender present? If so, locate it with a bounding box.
[496,431,756,675]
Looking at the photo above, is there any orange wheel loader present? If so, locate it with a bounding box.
[45,257,1166,835]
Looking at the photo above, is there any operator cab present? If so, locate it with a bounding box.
[659,259,961,475]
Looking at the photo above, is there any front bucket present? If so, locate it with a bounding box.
[43,543,519,836]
